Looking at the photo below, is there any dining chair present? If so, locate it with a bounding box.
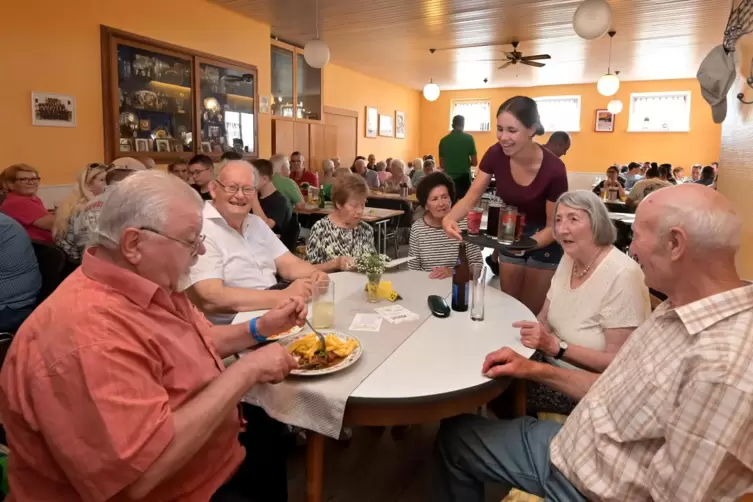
[30,241,67,303]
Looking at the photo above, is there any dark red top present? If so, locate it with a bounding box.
[479,143,568,227]
[292,170,319,188]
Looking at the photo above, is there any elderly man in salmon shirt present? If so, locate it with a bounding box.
[0,171,304,502]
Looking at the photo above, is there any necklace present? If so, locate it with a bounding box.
[572,248,605,279]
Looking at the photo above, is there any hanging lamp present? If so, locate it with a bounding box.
[304,0,330,68]
[423,79,440,101]
[597,31,620,96]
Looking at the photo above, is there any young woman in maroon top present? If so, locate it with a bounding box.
[443,96,568,314]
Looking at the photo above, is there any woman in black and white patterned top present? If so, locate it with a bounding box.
[409,172,482,278]
[307,173,376,272]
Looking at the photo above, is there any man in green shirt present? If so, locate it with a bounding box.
[438,115,478,199]
[270,154,305,210]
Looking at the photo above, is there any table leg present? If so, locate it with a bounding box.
[305,431,325,502]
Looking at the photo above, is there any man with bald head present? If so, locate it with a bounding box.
[354,157,380,188]
[186,160,327,324]
[434,184,753,501]
[0,170,307,501]
[544,131,571,158]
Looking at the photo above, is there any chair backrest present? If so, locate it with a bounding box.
[31,241,67,303]
[280,212,301,252]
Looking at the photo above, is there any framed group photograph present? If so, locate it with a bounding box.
[119,138,132,152]
[395,111,406,139]
[595,109,616,132]
[135,138,150,152]
[155,139,171,152]
[379,114,394,137]
[32,92,76,127]
[365,106,378,138]
[201,141,212,153]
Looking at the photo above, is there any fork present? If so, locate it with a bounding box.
[305,318,328,355]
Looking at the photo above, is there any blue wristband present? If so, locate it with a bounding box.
[249,317,267,343]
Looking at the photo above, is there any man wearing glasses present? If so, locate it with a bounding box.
[185,159,326,324]
[188,154,215,200]
[0,163,54,243]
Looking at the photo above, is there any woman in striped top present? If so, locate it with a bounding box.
[409,172,483,278]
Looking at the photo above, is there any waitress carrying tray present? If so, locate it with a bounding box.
[461,230,537,252]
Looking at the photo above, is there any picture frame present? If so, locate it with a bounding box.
[135,138,150,152]
[119,138,133,152]
[259,95,270,114]
[201,141,212,153]
[155,139,170,152]
[32,91,76,127]
[365,106,378,138]
[395,111,406,139]
[594,109,615,132]
[172,143,184,153]
[379,114,394,138]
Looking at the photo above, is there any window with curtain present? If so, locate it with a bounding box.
[628,91,691,132]
[533,96,581,132]
[450,99,491,132]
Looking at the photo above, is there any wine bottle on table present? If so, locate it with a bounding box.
[452,242,470,312]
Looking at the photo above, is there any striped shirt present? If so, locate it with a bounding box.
[408,217,482,272]
[550,283,753,501]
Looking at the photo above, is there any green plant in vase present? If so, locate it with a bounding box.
[354,253,390,302]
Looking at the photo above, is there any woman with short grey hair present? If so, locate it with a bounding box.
[508,189,650,415]
[269,154,304,209]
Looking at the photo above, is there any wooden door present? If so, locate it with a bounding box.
[294,121,310,161]
[310,123,338,174]
[323,106,358,168]
[272,120,295,156]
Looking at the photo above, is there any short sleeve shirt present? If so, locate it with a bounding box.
[0,213,41,310]
[0,248,244,502]
[479,143,568,227]
[186,202,288,324]
[259,190,292,232]
[0,192,53,243]
[272,174,303,206]
[438,130,477,179]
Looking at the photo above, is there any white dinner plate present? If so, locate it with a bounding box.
[283,331,362,376]
[266,324,304,341]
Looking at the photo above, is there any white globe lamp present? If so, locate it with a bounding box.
[573,0,612,40]
[607,99,623,114]
[423,80,440,102]
[597,73,620,96]
[304,39,330,69]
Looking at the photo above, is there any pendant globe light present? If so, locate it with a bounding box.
[304,0,330,68]
[607,99,623,114]
[573,0,612,40]
[597,31,620,96]
[423,78,440,102]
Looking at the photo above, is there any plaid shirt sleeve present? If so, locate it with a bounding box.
[648,380,753,501]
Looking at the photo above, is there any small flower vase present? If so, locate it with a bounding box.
[366,272,382,303]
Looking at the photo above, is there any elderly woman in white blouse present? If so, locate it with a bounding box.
[510,189,650,415]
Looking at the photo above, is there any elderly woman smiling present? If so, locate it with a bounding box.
[512,189,650,414]
[409,172,482,278]
[306,173,376,272]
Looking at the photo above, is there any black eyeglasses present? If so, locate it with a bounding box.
[189,166,210,176]
[139,227,205,256]
[215,180,255,196]
[15,176,41,184]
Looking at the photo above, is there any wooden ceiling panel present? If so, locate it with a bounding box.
[210,0,731,90]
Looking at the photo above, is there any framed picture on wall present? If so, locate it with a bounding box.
[135,138,150,152]
[155,139,170,152]
[366,106,378,138]
[31,92,76,127]
[395,111,406,139]
[379,114,394,137]
[201,141,212,153]
[594,109,615,132]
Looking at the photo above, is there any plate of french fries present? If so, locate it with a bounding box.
[266,324,304,341]
[283,331,362,376]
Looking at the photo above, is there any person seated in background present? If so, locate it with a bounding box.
[0,163,54,243]
[411,158,435,186]
[167,161,189,182]
[53,163,109,263]
[188,154,214,200]
[433,183,753,502]
[320,159,336,189]
[0,171,304,502]
[672,166,685,182]
[221,151,244,162]
[186,160,326,324]
[0,168,9,205]
[505,190,649,416]
[383,159,413,193]
[625,165,672,209]
[695,165,716,186]
[80,164,141,237]
[270,154,305,210]
[691,163,702,181]
[659,163,676,184]
[250,159,292,234]
[330,156,341,169]
[353,157,380,188]
[0,213,41,333]
[591,165,625,199]
[543,131,571,158]
[289,151,318,192]
[712,161,719,172]
[375,160,391,184]
[623,161,643,190]
[367,154,377,170]
[409,172,482,279]
[307,174,376,272]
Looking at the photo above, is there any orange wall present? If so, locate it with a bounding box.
[0,0,272,185]
[323,64,421,163]
[419,79,721,173]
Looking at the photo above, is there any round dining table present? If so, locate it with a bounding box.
[233,270,535,502]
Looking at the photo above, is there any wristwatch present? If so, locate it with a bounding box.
[555,339,569,360]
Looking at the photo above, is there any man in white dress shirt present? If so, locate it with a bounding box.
[186,160,327,324]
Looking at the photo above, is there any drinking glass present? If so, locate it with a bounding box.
[470,263,485,321]
[312,280,335,329]
[467,207,484,235]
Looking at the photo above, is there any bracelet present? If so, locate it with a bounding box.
[248,317,267,344]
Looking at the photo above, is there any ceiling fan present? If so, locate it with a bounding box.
[485,41,551,70]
